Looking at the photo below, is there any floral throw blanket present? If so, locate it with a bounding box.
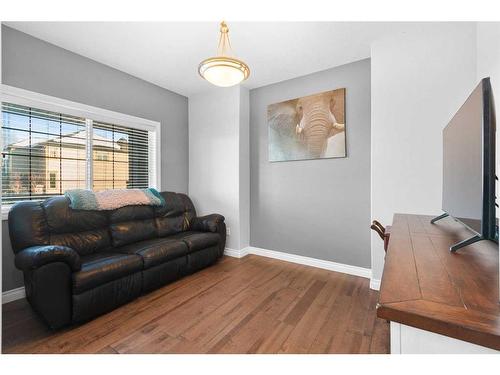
[65,188,166,211]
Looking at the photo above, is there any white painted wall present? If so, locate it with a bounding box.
[370,23,477,281]
[477,23,500,104]
[188,86,250,250]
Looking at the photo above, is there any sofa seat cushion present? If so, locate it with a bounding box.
[73,252,143,294]
[170,231,220,253]
[113,238,189,269]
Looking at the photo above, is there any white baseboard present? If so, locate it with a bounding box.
[225,246,372,280]
[2,286,26,304]
[223,247,249,258]
[370,278,381,291]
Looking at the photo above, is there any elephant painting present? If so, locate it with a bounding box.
[268,88,346,161]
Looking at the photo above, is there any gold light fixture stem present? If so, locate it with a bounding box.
[198,20,249,87]
[216,21,233,57]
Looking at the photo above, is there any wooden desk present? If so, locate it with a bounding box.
[377,214,500,352]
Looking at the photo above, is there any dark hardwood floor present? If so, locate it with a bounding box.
[2,255,389,354]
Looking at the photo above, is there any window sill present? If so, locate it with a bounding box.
[2,206,12,220]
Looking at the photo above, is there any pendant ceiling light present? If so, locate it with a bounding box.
[198,21,250,87]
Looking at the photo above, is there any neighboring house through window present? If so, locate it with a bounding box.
[1,85,161,215]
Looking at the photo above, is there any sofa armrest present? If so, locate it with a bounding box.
[192,214,226,258]
[191,214,225,233]
[15,245,81,272]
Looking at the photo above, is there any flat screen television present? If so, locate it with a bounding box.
[431,77,497,252]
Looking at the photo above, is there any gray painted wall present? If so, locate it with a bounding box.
[2,221,21,292]
[2,25,189,291]
[249,58,371,268]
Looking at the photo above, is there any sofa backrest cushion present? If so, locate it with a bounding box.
[8,191,198,255]
[43,197,111,255]
[8,201,50,253]
[8,197,111,255]
[155,192,196,237]
[109,205,157,247]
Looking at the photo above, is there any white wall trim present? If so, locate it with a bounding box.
[370,278,381,291]
[248,247,371,278]
[226,246,372,279]
[2,286,25,304]
[224,247,249,258]
[1,84,160,131]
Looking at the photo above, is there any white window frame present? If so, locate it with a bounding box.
[1,84,162,219]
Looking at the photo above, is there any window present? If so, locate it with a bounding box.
[1,86,160,212]
[92,121,151,191]
[49,172,57,189]
[95,152,108,161]
[2,103,87,205]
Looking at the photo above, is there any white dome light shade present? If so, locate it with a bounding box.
[198,57,250,87]
[198,21,250,87]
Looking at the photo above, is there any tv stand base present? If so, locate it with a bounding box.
[430,212,449,224]
[449,234,483,252]
[430,213,484,252]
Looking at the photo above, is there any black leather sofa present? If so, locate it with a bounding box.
[8,191,226,329]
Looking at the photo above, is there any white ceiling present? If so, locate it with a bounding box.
[5,22,423,97]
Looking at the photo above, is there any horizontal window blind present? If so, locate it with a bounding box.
[92,121,153,191]
[2,103,87,205]
[1,102,158,206]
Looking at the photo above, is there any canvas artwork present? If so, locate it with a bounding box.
[268,88,346,161]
